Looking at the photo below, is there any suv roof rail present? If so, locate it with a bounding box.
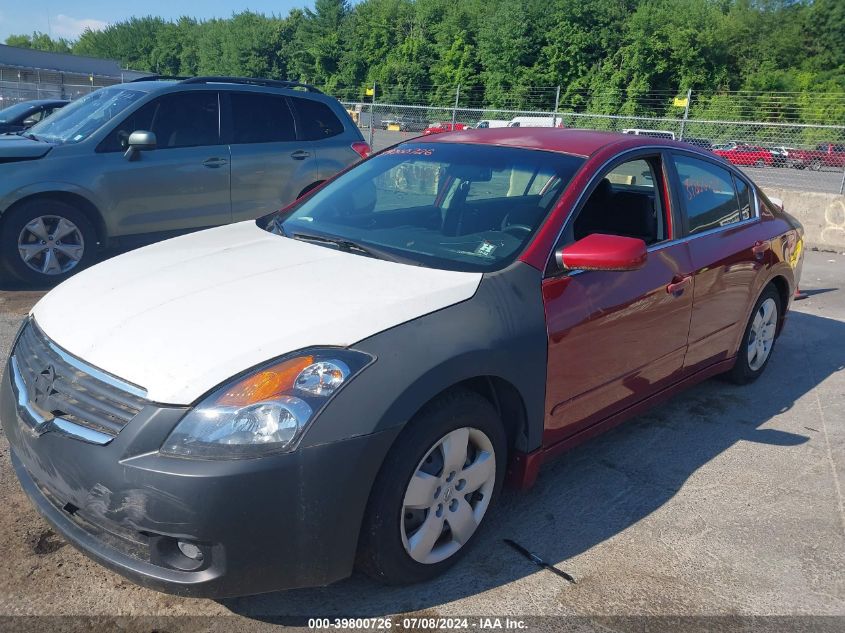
[180,76,323,93]
[129,75,189,82]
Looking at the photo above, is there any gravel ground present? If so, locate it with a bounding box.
[0,250,842,628]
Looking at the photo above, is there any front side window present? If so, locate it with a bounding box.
[572,157,668,245]
[229,92,295,143]
[27,86,145,144]
[290,97,344,140]
[273,143,583,272]
[674,155,745,234]
[99,91,219,152]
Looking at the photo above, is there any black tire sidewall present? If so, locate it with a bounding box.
[0,199,97,285]
[358,389,507,585]
[729,285,782,384]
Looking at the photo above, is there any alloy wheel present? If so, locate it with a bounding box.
[401,427,496,565]
[17,215,85,276]
[747,297,778,371]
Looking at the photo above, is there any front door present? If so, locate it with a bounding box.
[95,90,231,236]
[542,153,694,446]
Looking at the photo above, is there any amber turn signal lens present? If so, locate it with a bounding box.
[217,356,314,406]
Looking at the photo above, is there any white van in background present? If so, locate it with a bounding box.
[507,116,563,128]
[622,128,676,140]
[475,119,510,129]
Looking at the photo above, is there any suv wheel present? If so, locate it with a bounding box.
[0,199,97,285]
[358,388,506,584]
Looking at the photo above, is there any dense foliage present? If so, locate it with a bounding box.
[6,0,845,121]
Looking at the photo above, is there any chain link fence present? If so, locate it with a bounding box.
[339,87,845,195]
[2,74,843,194]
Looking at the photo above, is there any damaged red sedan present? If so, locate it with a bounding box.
[2,128,803,597]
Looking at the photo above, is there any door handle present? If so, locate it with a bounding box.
[666,274,692,295]
[202,157,228,168]
[752,240,770,260]
[290,150,311,160]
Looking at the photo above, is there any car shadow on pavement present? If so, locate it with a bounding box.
[220,309,844,622]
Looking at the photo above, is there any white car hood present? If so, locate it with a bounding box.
[32,222,482,405]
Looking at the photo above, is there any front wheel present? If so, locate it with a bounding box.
[357,389,506,584]
[0,199,97,285]
[726,284,782,384]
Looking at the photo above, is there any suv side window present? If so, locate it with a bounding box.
[99,91,219,152]
[229,92,296,143]
[674,155,744,235]
[290,97,344,140]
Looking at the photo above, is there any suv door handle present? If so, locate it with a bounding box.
[290,150,311,160]
[752,240,770,259]
[202,157,228,168]
[666,274,692,295]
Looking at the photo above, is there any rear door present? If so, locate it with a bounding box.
[224,91,317,222]
[542,152,694,446]
[669,152,767,371]
[288,95,360,182]
[95,90,231,235]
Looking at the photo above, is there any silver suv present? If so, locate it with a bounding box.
[0,76,369,284]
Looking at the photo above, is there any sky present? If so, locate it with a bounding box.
[0,1,315,42]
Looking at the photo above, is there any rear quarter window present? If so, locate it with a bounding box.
[291,97,345,140]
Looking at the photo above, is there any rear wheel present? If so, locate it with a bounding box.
[0,199,97,285]
[357,389,506,584]
[726,284,782,384]
[809,159,822,171]
[754,158,765,167]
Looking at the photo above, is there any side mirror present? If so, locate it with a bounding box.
[556,233,647,272]
[124,130,157,161]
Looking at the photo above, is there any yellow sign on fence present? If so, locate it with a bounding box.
[673,96,689,108]
[365,87,375,96]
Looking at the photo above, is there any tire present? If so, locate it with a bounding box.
[726,284,782,385]
[809,159,822,171]
[0,198,97,286]
[754,159,765,168]
[357,388,507,585]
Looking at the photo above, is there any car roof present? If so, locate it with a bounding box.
[417,127,695,158]
[122,80,329,100]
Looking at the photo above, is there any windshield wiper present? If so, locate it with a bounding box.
[292,232,406,263]
[15,131,44,142]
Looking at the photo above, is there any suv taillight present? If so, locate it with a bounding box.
[351,142,371,159]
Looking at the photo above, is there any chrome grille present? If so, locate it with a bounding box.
[11,321,148,440]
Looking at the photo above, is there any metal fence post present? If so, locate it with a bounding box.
[839,164,845,195]
[451,84,461,127]
[552,86,561,127]
[679,88,692,140]
[368,82,376,148]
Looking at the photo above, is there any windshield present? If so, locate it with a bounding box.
[28,87,145,144]
[0,102,37,123]
[272,143,584,272]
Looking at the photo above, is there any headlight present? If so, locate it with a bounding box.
[161,349,373,459]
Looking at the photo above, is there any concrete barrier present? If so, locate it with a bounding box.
[763,187,845,252]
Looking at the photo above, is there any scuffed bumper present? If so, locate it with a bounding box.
[1,366,398,597]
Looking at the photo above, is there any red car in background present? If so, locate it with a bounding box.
[785,143,845,171]
[422,121,469,135]
[712,144,774,167]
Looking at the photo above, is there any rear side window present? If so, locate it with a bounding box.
[229,93,296,143]
[734,176,754,220]
[291,97,344,140]
[674,155,745,235]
